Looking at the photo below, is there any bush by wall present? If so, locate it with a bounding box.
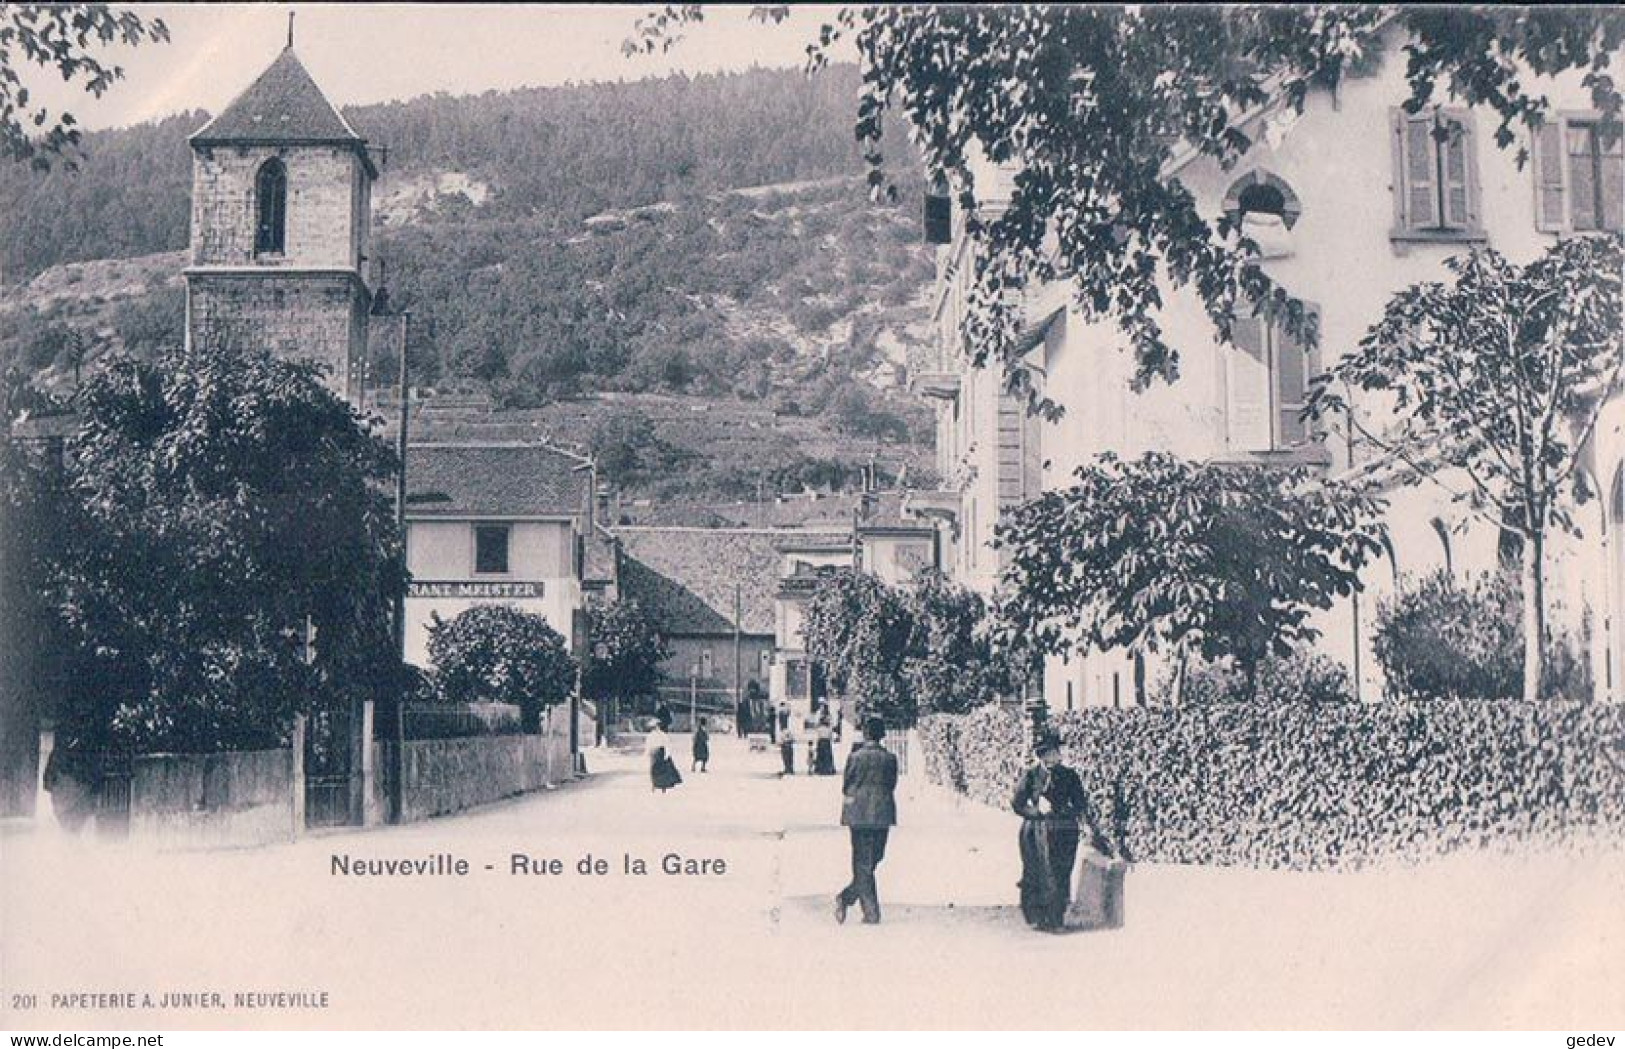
[1374,569,1593,701]
[919,699,1625,869]
[1153,648,1354,706]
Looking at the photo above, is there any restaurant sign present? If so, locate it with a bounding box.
[407,581,545,599]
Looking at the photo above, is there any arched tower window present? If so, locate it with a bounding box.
[255,158,287,255]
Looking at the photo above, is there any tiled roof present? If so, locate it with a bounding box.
[191,47,365,146]
[404,442,590,518]
[613,527,842,637]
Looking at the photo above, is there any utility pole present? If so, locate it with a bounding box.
[689,663,699,735]
[391,310,411,823]
[733,583,742,726]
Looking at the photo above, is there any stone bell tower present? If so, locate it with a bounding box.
[184,26,376,405]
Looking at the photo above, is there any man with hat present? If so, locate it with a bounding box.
[833,715,899,925]
[1010,729,1110,932]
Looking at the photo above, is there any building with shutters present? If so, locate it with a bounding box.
[401,443,607,668]
[916,23,1623,708]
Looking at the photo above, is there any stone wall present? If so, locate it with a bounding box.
[382,708,581,824]
[186,270,366,400]
[127,748,296,849]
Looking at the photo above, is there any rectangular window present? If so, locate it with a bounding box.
[473,524,510,575]
[1535,115,1623,233]
[1225,305,1320,454]
[1391,107,1483,240]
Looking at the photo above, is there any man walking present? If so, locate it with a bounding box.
[834,716,898,925]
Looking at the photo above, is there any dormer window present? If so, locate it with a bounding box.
[255,158,287,255]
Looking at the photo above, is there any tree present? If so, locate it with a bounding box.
[630,6,1624,408]
[1308,235,1623,702]
[583,598,669,711]
[801,569,916,722]
[426,605,578,732]
[903,571,1022,715]
[46,340,404,753]
[2,4,169,169]
[0,391,81,813]
[994,452,1385,698]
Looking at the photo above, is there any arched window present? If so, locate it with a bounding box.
[1223,170,1302,260]
[1222,170,1304,228]
[1238,182,1289,220]
[255,158,287,255]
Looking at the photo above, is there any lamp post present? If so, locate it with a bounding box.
[593,641,611,745]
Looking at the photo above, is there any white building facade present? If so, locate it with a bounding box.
[920,26,1623,708]
[402,443,592,667]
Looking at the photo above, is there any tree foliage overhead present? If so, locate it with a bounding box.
[633,5,1624,405]
[994,452,1386,687]
[0,4,169,170]
[46,340,404,753]
[1308,234,1623,701]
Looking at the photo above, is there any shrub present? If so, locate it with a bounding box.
[919,699,1625,870]
[1374,569,1592,701]
[1163,648,1354,706]
[426,606,578,732]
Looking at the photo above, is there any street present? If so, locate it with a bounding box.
[4,733,1623,1030]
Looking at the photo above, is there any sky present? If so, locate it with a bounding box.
[23,4,850,132]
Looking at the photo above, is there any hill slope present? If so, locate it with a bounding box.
[0,65,937,502]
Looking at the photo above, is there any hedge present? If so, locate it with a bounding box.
[919,701,1625,870]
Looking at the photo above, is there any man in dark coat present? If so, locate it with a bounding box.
[834,716,898,925]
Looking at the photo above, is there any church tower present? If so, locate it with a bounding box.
[184,32,376,404]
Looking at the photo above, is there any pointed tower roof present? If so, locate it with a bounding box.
[191,45,366,149]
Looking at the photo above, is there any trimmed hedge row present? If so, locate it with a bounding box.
[919,701,1625,869]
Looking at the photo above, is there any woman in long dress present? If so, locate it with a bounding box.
[812,712,837,775]
[647,718,682,792]
[1010,731,1109,931]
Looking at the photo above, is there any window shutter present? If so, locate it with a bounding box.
[1568,123,1600,231]
[1227,314,1271,452]
[1439,112,1475,228]
[1402,113,1440,230]
[1601,128,1624,232]
[1276,305,1318,447]
[1533,120,1568,232]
